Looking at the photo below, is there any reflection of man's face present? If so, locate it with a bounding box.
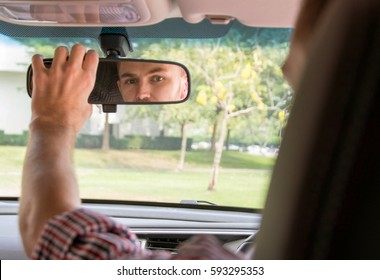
[117,62,188,102]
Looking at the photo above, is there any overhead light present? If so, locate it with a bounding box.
[0,0,153,26]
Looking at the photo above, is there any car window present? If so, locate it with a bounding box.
[0,22,292,209]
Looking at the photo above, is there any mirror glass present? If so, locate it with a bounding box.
[27,58,191,105]
[90,59,190,104]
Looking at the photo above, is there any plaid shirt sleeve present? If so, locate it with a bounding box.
[31,208,171,260]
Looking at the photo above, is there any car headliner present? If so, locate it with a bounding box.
[0,0,300,28]
[0,0,299,40]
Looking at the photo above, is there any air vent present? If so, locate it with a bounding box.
[145,237,187,253]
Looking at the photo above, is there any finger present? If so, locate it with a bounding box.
[82,49,99,76]
[31,54,46,73]
[85,104,93,119]
[31,54,46,98]
[51,46,69,69]
[68,44,86,67]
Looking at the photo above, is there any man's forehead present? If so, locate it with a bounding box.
[118,62,174,74]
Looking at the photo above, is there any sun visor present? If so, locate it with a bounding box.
[177,0,301,28]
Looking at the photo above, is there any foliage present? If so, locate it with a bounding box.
[128,27,292,148]
[76,134,191,150]
[0,130,28,146]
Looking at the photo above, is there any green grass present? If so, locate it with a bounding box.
[0,145,275,208]
[0,146,26,171]
[73,149,275,170]
[77,168,271,208]
[185,150,275,169]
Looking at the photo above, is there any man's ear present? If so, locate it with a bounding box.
[180,77,188,100]
[117,80,121,92]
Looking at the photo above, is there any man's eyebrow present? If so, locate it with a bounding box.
[119,72,137,78]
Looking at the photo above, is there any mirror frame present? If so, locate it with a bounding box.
[26,57,191,105]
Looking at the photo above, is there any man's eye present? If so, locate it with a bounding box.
[125,79,137,84]
[152,76,164,82]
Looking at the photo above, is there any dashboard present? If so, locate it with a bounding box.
[0,200,261,259]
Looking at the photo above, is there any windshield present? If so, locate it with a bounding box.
[0,22,292,209]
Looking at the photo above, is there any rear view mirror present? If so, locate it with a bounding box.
[27,58,191,105]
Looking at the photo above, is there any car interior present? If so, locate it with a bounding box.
[1,0,379,260]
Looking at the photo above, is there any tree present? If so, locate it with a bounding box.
[131,32,292,191]
[188,39,291,191]
[102,113,110,152]
[161,102,201,170]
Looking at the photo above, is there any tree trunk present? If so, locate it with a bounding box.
[210,120,218,152]
[225,128,231,151]
[208,108,229,191]
[102,113,110,152]
[177,123,188,171]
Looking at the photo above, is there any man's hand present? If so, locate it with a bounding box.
[31,44,98,132]
[19,45,98,257]
[172,235,244,260]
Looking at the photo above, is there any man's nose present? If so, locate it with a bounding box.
[135,81,151,101]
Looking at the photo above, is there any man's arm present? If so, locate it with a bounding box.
[19,45,99,257]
